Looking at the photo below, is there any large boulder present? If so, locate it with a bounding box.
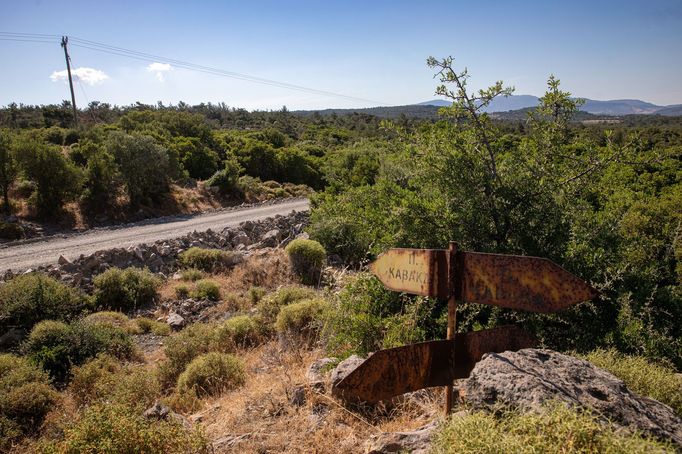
[365,421,439,454]
[331,355,365,389]
[458,348,682,447]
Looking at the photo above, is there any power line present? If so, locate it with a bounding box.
[0,31,387,105]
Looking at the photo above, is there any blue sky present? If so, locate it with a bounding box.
[1,0,681,110]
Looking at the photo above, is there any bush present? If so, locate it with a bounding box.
[213,315,261,349]
[0,222,23,240]
[580,349,682,415]
[248,286,266,305]
[308,211,372,266]
[285,239,326,285]
[158,323,216,388]
[40,403,209,454]
[257,286,317,326]
[134,317,171,336]
[190,279,221,301]
[431,402,673,453]
[179,247,240,272]
[81,311,131,330]
[0,354,58,448]
[24,320,138,383]
[0,273,90,331]
[206,158,241,194]
[176,352,245,397]
[69,355,160,410]
[93,267,161,311]
[180,268,204,282]
[175,284,190,299]
[275,298,329,336]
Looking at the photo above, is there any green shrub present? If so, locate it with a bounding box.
[205,158,240,194]
[175,284,190,299]
[40,403,209,454]
[180,268,204,282]
[69,355,160,410]
[275,298,329,344]
[308,215,371,266]
[81,311,131,330]
[24,320,138,383]
[176,352,245,397]
[93,267,161,312]
[191,279,221,301]
[158,323,216,388]
[257,286,317,326]
[0,222,23,240]
[431,402,673,453]
[213,315,261,350]
[179,247,240,272]
[580,349,682,415]
[248,286,266,305]
[0,354,58,449]
[0,273,90,331]
[134,317,171,336]
[285,239,326,285]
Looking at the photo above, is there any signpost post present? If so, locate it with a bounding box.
[333,243,598,414]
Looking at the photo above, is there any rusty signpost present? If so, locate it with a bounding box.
[333,242,597,414]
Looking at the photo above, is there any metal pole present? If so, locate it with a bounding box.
[61,36,78,127]
[445,241,458,415]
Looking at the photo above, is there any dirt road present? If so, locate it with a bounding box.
[0,198,310,273]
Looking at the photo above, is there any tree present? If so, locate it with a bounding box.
[106,131,170,207]
[0,130,17,214]
[14,134,83,219]
[171,136,219,180]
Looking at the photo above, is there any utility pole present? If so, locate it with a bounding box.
[60,36,78,127]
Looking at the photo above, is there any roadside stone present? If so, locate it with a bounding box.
[307,357,337,392]
[331,355,365,389]
[365,420,440,454]
[260,229,281,247]
[166,312,186,329]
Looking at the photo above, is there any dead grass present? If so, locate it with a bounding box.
[193,342,439,453]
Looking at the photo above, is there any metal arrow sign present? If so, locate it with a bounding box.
[332,325,536,403]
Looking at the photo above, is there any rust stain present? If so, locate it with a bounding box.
[370,248,448,298]
[461,252,598,313]
[332,326,536,403]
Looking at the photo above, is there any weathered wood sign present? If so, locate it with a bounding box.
[333,243,598,412]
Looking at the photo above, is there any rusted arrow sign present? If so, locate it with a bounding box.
[333,325,536,403]
[371,248,597,312]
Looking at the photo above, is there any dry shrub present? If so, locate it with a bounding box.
[177,352,246,397]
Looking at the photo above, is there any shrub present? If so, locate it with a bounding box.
[179,247,240,272]
[158,323,216,388]
[580,349,682,415]
[0,273,89,331]
[134,317,171,336]
[308,215,371,266]
[93,267,161,312]
[285,239,326,285]
[213,315,261,350]
[248,286,266,305]
[257,286,317,326]
[175,284,190,299]
[24,320,138,383]
[0,354,58,449]
[40,403,209,454]
[275,298,330,344]
[176,352,245,397]
[431,402,673,453]
[205,158,241,194]
[180,268,204,282]
[0,222,23,240]
[191,279,221,301]
[69,355,160,410]
[81,311,131,330]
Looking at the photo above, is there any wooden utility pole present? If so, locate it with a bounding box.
[60,36,78,127]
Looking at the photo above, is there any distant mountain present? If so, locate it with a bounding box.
[653,104,682,116]
[418,95,679,116]
[417,99,451,107]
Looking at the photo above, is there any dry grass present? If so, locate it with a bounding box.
[194,342,439,453]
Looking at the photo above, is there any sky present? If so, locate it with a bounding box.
[1,0,681,110]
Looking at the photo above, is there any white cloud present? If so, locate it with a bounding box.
[147,62,172,82]
[50,67,109,86]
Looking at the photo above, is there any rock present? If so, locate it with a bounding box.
[143,401,191,428]
[295,231,310,241]
[331,355,365,389]
[459,349,682,447]
[57,255,71,266]
[365,421,439,454]
[231,231,251,247]
[307,357,337,392]
[260,229,281,247]
[166,312,186,329]
[290,385,306,407]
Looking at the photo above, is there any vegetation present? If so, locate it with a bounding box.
[190,279,221,301]
[178,247,240,272]
[431,403,674,453]
[275,298,329,346]
[93,267,161,311]
[213,315,262,349]
[176,352,246,397]
[285,239,326,285]
[256,286,318,326]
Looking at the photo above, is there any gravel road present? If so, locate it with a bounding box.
[0,198,310,273]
